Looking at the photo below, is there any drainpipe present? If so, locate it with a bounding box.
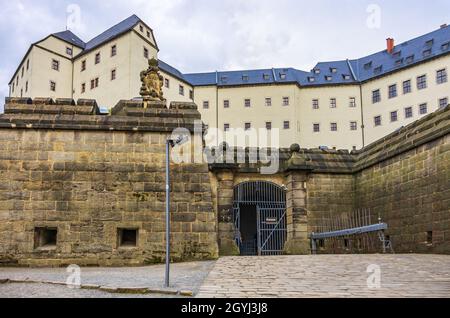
[347,59,365,149]
[359,84,366,148]
[71,45,75,100]
[216,71,219,147]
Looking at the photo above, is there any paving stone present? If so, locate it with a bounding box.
[196,255,450,298]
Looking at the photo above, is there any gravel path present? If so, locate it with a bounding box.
[0,283,178,298]
[0,261,215,298]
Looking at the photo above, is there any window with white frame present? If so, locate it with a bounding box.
[50,81,56,91]
[374,116,382,127]
[372,89,381,103]
[282,97,290,106]
[388,84,397,99]
[51,59,60,71]
[405,107,413,119]
[439,97,448,109]
[330,122,338,132]
[436,69,447,84]
[390,111,398,122]
[179,85,184,96]
[403,80,412,94]
[245,99,251,108]
[203,101,210,109]
[419,103,428,115]
[350,121,358,131]
[349,97,356,108]
[283,121,290,130]
[224,100,230,108]
[265,98,272,107]
[417,75,427,90]
[330,98,337,108]
[313,123,320,133]
[312,99,319,110]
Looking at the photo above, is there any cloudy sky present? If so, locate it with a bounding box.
[0,0,449,112]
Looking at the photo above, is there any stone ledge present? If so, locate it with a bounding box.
[209,106,450,174]
[0,278,193,296]
[4,104,98,116]
[1,98,203,133]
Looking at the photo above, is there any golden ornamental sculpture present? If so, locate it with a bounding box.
[140,58,165,105]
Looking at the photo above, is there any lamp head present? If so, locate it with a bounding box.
[168,134,190,148]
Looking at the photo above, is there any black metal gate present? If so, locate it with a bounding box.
[233,181,287,256]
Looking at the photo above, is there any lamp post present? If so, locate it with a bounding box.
[165,135,189,288]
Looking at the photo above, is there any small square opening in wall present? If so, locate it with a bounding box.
[118,229,138,248]
[427,231,433,244]
[34,227,57,250]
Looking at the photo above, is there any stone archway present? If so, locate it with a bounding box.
[233,181,287,256]
[213,170,310,256]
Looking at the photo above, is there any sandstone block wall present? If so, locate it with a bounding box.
[209,106,450,255]
[306,174,355,234]
[0,98,218,266]
[354,111,450,254]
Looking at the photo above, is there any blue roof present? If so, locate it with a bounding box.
[167,24,449,87]
[82,15,142,54]
[52,30,85,48]
[183,68,310,86]
[158,60,191,84]
[353,25,450,82]
[302,60,358,85]
[51,15,158,58]
[50,15,153,57]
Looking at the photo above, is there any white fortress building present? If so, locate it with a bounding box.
[8,15,449,150]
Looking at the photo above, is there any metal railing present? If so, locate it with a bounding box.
[310,209,394,254]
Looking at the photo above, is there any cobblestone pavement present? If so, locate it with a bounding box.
[197,255,450,298]
[0,261,215,298]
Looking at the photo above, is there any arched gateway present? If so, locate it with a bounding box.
[233,181,287,256]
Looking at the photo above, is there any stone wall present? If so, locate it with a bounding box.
[0,97,448,265]
[306,174,355,233]
[353,107,450,254]
[0,98,218,266]
[209,105,450,255]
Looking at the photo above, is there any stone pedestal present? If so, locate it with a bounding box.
[216,170,240,256]
[284,172,310,255]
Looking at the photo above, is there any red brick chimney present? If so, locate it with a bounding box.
[386,38,395,54]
